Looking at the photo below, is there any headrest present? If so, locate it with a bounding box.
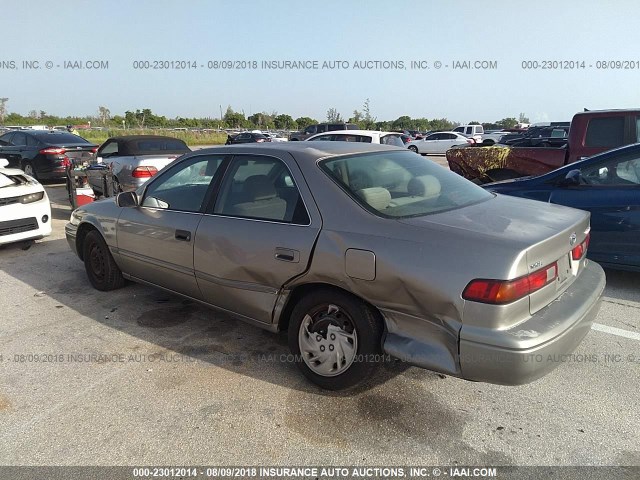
[356,187,391,211]
[243,175,277,201]
[407,175,441,199]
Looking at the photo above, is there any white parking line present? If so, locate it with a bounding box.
[592,323,640,341]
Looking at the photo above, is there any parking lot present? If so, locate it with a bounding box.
[0,154,638,467]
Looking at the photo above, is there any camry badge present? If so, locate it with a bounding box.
[569,233,577,246]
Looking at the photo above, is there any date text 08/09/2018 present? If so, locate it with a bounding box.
[128,59,499,70]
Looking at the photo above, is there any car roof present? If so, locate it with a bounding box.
[193,140,405,160]
[107,135,187,142]
[308,129,398,138]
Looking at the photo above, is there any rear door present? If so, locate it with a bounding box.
[115,154,226,299]
[550,152,640,268]
[194,153,321,324]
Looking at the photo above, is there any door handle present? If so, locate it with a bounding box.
[275,247,299,263]
[175,229,191,242]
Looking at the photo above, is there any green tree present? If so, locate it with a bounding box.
[391,115,413,131]
[223,106,246,128]
[0,98,8,123]
[518,113,530,124]
[326,107,343,123]
[295,116,317,129]
[274,114,295,129]
[362,98,376,130]
[496,117,518,129]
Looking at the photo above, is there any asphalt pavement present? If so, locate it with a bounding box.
[0,159,638,467]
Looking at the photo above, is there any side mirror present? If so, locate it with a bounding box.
[0,158,8,168]
[116,191,138,208]
[560,169,582,187]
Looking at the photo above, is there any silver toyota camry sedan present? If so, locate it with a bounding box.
[66,142,605,390]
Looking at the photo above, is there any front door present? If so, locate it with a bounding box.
[116,154,226,299]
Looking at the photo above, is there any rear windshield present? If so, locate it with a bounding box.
[32,132,92,144]
[320,150,492,218]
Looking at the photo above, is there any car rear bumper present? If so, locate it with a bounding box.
[458,260,606,385]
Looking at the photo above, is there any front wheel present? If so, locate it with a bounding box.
[83,230,126,291]
[288,289,383,390]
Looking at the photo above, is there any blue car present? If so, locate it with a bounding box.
[484,144,640,271]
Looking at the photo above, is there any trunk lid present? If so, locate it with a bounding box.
[399,194,591,313]
[135,154,182,172]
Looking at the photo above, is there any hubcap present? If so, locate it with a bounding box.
[298,304,357,377]
[89,243,106,280]
[24,164,34,176]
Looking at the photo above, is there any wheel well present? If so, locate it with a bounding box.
[75,223,98,261]
[276,282,383,332]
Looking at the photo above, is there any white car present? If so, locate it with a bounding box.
[306,129,405,147]
[0,158,52,245]
[263,132,288,142]
[407,131,473,155]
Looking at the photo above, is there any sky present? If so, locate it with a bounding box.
[2,0,640,124]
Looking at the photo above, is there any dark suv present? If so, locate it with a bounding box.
[0,130,97,180]
[289,123,359,141]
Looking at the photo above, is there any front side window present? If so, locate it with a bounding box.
[320,150,492,218]
[581,152,640,186]
[214,156,309,224]
[141,155,224,212]
[305,125,317,135]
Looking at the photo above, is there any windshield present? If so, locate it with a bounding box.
[320,150,492,218]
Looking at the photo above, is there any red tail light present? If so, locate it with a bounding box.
[91,147,98,153]
[40,147,66,155]
[467,139,474,144]
[61,156,71,168]
[463,262,558,304]
[571,233,590,260]
[256,138,265,143]
[131,166,158,178]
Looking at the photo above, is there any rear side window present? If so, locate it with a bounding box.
[585,117,625,147]
[26,135,40,147]
[380,134,404,147]
[135,139,188,152]
[214,156,309,224]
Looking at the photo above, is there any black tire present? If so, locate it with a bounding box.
[288,289,383,390]
[22,161,37,179]
[83,230,125,291]
[408,145,418,153]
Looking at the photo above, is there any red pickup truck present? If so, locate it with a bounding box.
[446,109,640,183]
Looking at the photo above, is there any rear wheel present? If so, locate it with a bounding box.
[288,289,383,390]
[22,161,37,179]
[408,145,418,154]
[83,230,125,291]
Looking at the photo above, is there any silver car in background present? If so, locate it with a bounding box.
[86,135,190,194]
[66,142,605,390]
